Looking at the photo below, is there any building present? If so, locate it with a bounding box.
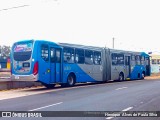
[150,54,160,73]
[0,58,10,69]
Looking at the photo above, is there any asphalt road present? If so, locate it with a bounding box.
[0,79,160,120]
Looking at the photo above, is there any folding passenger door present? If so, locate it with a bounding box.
[111,53,119,80]
[124,56,131,79]
[50,47,62,83]
[145,57,151,76]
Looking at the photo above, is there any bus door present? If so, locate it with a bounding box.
[145,57,151,76]
[50,47,62,83]
[111,53,119,80]
[125,56,131,79]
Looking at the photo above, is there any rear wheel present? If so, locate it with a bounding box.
[141,72,145,79]
[67,74,76,87]
[119,73,124,81]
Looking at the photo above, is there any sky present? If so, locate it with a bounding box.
[0,0,160,53]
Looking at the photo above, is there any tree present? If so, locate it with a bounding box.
[0,45,11,59]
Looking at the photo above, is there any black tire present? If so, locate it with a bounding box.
[67,74,75,87]
[141,72,145,79]
[119,73,124,82]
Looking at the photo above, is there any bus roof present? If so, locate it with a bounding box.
[12,40,149,56]
[109,48,149,56]
[59,43,105,51]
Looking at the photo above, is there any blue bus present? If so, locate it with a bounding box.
[11,40,151,88]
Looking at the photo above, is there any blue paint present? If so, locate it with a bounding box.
[62,63,96,83]
[11,40,151,85]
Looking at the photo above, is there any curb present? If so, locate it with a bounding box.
[0,80,42,90]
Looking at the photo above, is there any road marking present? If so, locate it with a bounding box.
[106,107,133,120]
[0,81,126,101]
[122,107,133,111]
[29,102,63,111]
[0,83,109,100]
[115,87,128,90]
[106,117,114,120]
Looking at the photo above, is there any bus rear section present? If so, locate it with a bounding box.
[109,50,151,81]
[11,40,38,81]
[11,40,64,88]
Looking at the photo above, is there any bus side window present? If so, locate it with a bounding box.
[63,47,74,63]
[112,53,117,65]
[75,54,79,63]
[94,51,101,65]
[146,57,150,65]
[131,55,135,61]
[41,44,49,61]
[75,49,84,64]
[131,55,135,65]
[117,54,124,65]
[140,56,145,65]
[85,50,93,65]
[136,55,140,65]
[125,56,129,65]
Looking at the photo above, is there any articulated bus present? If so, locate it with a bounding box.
[11,40,151,88]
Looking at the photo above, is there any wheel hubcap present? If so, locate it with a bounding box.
[119,74,123,81]
[142,73,144,78]
[68,76,73,85]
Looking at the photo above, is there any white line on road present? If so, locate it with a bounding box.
[29,102,63,111]
[106,107,133,120]
[0,82,121,101]
[106,117,114,120]
[115,87,128,90]
[122,107,133,111]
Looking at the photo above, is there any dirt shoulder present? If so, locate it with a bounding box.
[145,73,160,80]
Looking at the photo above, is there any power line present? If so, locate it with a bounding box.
[0,0,59,12]
[0,5,30,12]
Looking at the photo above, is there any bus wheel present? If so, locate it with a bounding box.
[141,72,145,79]
[119,73,124,82]
[43,84,55,89]
[67,74,75,87]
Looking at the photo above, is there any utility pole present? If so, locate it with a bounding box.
[112,37,115,49]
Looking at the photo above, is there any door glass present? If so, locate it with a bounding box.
[41,45,49,61]
[125,56,129,65]
[50,48,55,63]
[56,50,61,63]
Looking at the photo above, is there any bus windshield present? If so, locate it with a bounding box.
[13,42,33,61]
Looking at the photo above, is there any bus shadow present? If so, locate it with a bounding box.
[23,79,144,92]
